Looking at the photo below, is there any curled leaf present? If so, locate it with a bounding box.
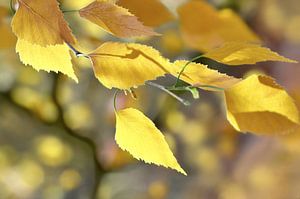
[173,60,241,91]
[204,42,297,65]
[117,0,174,27]
[16,39,78,82]
[115,108,186,175]
[89,42,174,89]
[224,75,300,134]
[79,0,158,38]
[11,0,76,46]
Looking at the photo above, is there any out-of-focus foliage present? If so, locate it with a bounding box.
[177,0,260,52]
[117,0,175,27]
[1,0,300,198]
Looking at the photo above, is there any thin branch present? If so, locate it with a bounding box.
[62,9,79,13]
[66,42,89,58]
[146,81,190,106]
[113,89,120,111]
[10,0,15,14]
[173,55,203,87]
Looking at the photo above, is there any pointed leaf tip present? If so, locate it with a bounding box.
[16,39,78,82]
[204,42,298,65]
[115,108,186,175]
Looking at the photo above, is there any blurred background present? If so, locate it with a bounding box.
[1,0,300,198]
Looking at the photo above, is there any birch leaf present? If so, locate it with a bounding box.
[117,0,174,27]
[173,60,241,91]
[11,0,76,46]
[79,1,158,38]
[89,42,173,89]
[204,42,297,65]
[16,39,78,82]
[115,108,186,175]
[224,75,300,134]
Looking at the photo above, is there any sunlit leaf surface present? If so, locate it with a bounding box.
[115,108,186,175]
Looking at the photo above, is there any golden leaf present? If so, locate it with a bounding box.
[117,0,174,27]
[177,1,260,52]
[11,0,76,46]
[79,1,158,38]
[204,42,297,65]
[224,75,300,134]
[89,42,173,89]
[16,39,78,82]
[173,60,241,91]
[115,108,186,175]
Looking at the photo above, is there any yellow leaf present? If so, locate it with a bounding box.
[117,0,174,27]
[224,75,300,134]
[16,39,78,82]
[89,42,173,89]
[12,0,76,46]
[173,60,241,91]
[177,1,260,52]
[79,1,158,38]
[204,42,297,65]
[115,108,186,175]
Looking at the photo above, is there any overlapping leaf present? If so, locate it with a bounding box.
[117,0,174,27]
[173,60,241,91]
[89,42,174,89]
[16,39,78,82]
[79,0,158,38]
[115,108,186,175]
[204,42,297,65]
[11,0,76,46]
[177,0,260,52]
[224,75,300,134]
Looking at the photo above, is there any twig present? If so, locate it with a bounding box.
[62,10,79,13]
[66,43,89,58]
[173,55,203,87]
[113,89,120,111]
[10,0,15,14]
[146,81,190,106]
